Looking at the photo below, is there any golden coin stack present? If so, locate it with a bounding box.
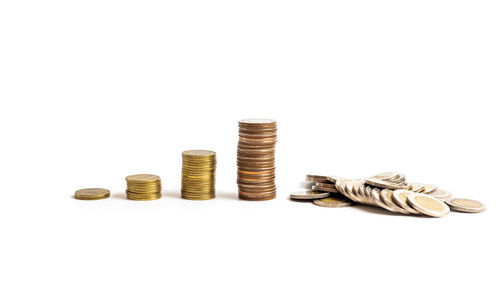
[237,119,277,201]
[126,174,162,200]
[181,150,217,200]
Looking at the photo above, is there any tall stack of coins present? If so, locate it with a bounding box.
[181,150,217,200]
[237,119,277,200]
[126,174,162,200]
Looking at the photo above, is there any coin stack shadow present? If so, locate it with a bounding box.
[237,119,277,201]
[126,174,162,200]
[181,150,217,200]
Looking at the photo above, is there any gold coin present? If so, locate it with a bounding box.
[126,174,161,183]
[75,188,110,200]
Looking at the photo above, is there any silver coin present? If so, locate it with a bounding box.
[370,188,394,212]
[429,189,452,200]
[407,193,450,217]
[315,182,337,188]
[371,172,399,181]
[445,198,486,213]
[290,190,330,200]
[326,175,339,183]
[340,180,360,203]
[305,174,329,183]
[422,184,438,194]
[407,183,426,193]
[392,190,421,215]
[364,185,375,205]
[380,189,410,214]
[312,184,338,193]
[352,182,366,204]
[366,178,406,190]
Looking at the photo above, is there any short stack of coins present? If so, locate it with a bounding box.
[126,174,162,200]
[181,150,217,200]
[237,119,277,201]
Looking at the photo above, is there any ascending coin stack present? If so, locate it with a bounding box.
[126,174,162,200]
[181,150,217,200]
[237,119,277,201]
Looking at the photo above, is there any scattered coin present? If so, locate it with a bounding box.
[445,198,486,213]
[290,190,330,200]
[306,174,329,183]
[429,189,452,200]
[313,196,353,208]
[392,190,420,215]
[74,188,110,200]
[422,184,438,194]
[407,193,450,217]
[297,171,485,218]
[312,184,338,193]
[366,177,406,190]
[380,189,410,214]
[407,183,425,193]
[326,175,339,183]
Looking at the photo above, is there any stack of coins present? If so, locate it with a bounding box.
[237,119,277,201]
[181,150,217,200]
[126,174,162,200]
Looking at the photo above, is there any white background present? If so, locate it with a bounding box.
[1,1,499,280]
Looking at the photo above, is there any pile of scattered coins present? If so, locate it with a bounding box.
[237,119,277,201]
[290,172,486,217]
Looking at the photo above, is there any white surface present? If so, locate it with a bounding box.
[1,1,499,280]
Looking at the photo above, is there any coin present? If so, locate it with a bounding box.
[306,174,329,183]
[371,172,398,181]
[392,190,420,215]
[366,177,406,190]
[326,175,339,183]
[407,193,450,217]
[421,184,438,194]
[74,188,110,200]
[429,189,452,200]
[380,189,410,214]
[407,183,425,193]
[312,184,338,193]
[313,196,353,208]
[370,188,395,212]
[290,190,330,200]
[445,198,486,213]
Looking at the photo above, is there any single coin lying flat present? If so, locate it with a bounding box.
[445,198,486,213]
[290,190,330,200]
[430,189,452,200]
[75,188,110,200]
